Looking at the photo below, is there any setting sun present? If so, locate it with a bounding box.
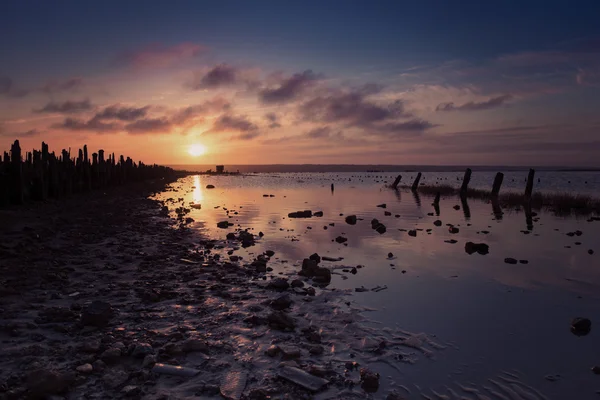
[188,143,207,157]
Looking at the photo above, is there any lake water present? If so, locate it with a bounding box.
[158,173,600,399]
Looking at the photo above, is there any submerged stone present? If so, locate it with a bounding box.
[288,210,313,218]
[572,317,592,336]
[277,366,329,392]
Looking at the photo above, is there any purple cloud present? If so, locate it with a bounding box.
[125,118,172,134]
[264,112,281,128]
[170,98,231,125]
[259,70,319,104]
[436,95,512,111]
[305,126,332,138]
[93,105,150,121]
[34,99,93,114]
[0,129,43,138]
[211,114,258,133]
[189,64,237,90]
[51,117,121,133]
[41,78,85,94]
[0,76,29,98]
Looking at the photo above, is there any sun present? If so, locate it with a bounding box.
[188,143,207,157]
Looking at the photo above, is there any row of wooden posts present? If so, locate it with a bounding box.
[391,168,537,200]
[0,140,178,207]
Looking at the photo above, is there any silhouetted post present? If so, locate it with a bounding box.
[331,183,334,193]
[460,195,471,220]
[491,198,503,220]
[491,172,504,197]
[433,191,440,205]
[525,169,535,200]
[9,140,23,204]
[460,168,472,195]
[411,172,422,191]
[391,175,402,190]
[525,202,533,231]
[412,190,421,207]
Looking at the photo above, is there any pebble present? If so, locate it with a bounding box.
[504,258,518,264]
[76,363,93,374]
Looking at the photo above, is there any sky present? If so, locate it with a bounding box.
[1,0,600,167]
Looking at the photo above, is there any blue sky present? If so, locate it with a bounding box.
[1,0,600,165]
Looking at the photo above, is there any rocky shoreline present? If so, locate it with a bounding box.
[0,177,440,399]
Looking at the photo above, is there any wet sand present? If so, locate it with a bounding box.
[2,174,599,399]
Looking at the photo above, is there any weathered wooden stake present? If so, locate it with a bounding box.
[433,191,440,204]
[525,168,535,200]
[391,175,402,190]
[491,172,504,197]
[460,168,472,195]
[411,172,422,191]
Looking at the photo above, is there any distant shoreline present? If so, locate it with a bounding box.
[168,164,600,173]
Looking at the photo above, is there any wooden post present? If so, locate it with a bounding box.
[491,198,503,220]
[525,169,535,200]
[433,191,440,205]
[460,168,472,195]
[391,175,402,190]
[460,195,471,220]
[411,172,422,191]
[491,172,504,197]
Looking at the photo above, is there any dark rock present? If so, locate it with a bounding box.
[351,267,357,274]
[384,211,391,216]
[270,294,293,310]
[309,253,321,264]
[453,205,460,210]
[81,301,113,327]
[444,239,458,244]
[572,317,592,336]
[122,385,141,397]
[132,343,154,358]
[448,226,459,234]
[279,345,302,359]
[376,204,387,208]
[345,215,357,225]
[313,211,324,217]
[309,345,324,355]
[433,220,442,227]
[504,257,518,264]
[464,242,489,255]
[217,221,232,229]
[226,232,236,240]
[408,230,417,237]
[27,369,75,399]
[182,338,208,353]
[313,267,332,284]
[267,311,295,331]
[100,347,122,363]
[335,236,348,244]
[265,345,280,357]
[206,184,215,189]
[265,250,275,257]
[592,366,600,375]
[288,210,313,218]
[267,278,290,291]
[291,279,304,288]
[589,249,595,255]
[388,252,393,258]
[360,368,380,393]
[519,259,529,264]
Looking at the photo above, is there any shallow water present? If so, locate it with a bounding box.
[158,173,600,399]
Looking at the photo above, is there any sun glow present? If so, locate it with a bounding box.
[188,143,207,157]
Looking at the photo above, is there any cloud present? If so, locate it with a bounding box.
[0,76,29,98]
[115,42,206,69]
[93,105,150,121]
[34,99,93,114]
[0,128,43,138]
[436,94,512,111]
[170,97,230,125]
[375,119,437,136]
[259,70,320,104]
[298,90,408,126]
[264,112,281,128]
[41,78,84,94]
[211,114,258,133]
[305,126,332,138]
[124,118,172,134]
[188,64,237,89]
[51,117,121,133]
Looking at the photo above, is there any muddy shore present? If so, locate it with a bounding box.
[0,177,443,400]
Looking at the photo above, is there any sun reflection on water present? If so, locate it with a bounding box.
[193,175,203,204]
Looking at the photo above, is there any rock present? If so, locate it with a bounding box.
[277,366,329,392]
[80,339,101,353]
[226,232,236,240]
[206,184,215,189]
[309,253,321,264]
[122,385,141,397]
[360,368,380,393]
[313,267,332,284]
[132,343,154,358]
[519,259,529,264]
[142,355,156,368]
[291,279,305,288]
[220,370,248,400]
[267,278,289,291]
[408,230,417,237]
[589,249,595,255]
[345,215,357,225]
[182,338,208,353]
[152,363,200,377]
[448,226,459,234]
[81,300,113,327]
[433,220,442,227]
[266,345,281,357]
[384,211,391,216]
[288,210,312,218]
[92,359,107,373]
[230,255,240,262]
[217,220,232,229]
[313,211,324,217]
[270,294,293,310]
[309,345,324,355]
[375,224,386,234]
[267,311,295,331]
[453,205,460,210]
[279,345,302,359]
[465,242,489,255]
[592,366,600,375]
[100,347,122,363]
[504,258,518,264]
[388,252,393,258]
[376,204,387,208]
[572,317,592,336]
[76,363,93,374]
[444,239,458,244]
[335,236,347,244]
[265,250,275,257]
[27,369,75,398]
